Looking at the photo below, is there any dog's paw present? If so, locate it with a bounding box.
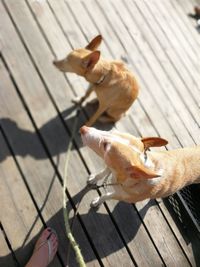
[71,96,83,105]
[90,197,100,208]
[87,174,97,185]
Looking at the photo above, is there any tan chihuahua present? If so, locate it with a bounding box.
[53,35,139,126]
[80,126,200,207]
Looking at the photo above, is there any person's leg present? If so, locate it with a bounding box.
[25,228,58,267]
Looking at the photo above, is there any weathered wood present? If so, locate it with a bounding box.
[25,1,168,264]
[64,2,166,267]
[175,0,200,42]
[0,0,199,266]
[87,0,195,266]
[156,0,200,64]
[31,0,198,266]
[14,2,162,267]
[0,227,18,267]
[95,0,192,148]
[34,0,194,266]
[0,56,102,266]
[153,0,200,80]
[144,0,200,93]
[1,0,170,266]
[133,0,200,121]
[0,132,63,267]
[0,1,134,266]
[172,0,200,53]
[0,59,63,266]
[114,0,199,145]
[133,0,200,114]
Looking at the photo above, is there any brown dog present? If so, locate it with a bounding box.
[53,35,139,126]
[80,126,200,207]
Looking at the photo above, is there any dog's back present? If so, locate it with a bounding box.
[94,60,139,121]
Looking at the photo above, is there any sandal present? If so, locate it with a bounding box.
[26,228,58,267]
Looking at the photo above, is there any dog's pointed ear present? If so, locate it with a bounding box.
[127,165,160,179]
[82,51,100,69]
[141,137,168,151]
[85,35,102,51]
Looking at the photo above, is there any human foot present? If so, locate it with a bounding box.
[25,228,58,267]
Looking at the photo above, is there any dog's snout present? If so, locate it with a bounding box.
[53,60,58,66]
[80,125,89,135]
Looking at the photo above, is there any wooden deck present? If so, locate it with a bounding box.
[0,0,200,266]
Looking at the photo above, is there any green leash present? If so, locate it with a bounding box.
[62,109,87,267]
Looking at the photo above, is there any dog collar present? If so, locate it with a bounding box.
[95,74,106,85]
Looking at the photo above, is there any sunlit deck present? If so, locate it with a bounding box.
[1,0,200,266]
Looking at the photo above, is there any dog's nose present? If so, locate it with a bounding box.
[53,60,57,66]
[80,125,89,135]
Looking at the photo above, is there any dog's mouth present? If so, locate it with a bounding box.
[80,125,89,135]
[80,126,90,146]
[53,60,64,71]
[79,126,104,155]
[53,58,75,73]
[53,60,59,66]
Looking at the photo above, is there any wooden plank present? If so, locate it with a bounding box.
[154,0,200,71]
[127,0,200,128]
[25,1,167,266]
[0,130,62,267]
[94,0,195,148]
[175,0,200,37]
[90,0,195,266]
[64,3,169,267]
[128,0,200,125]
[0,227,18,267]
[33,0,195,264]
[0,57,101,266]
[135,0,200,108]
[0,56,100,267]
[156,198,197,266]
[145,0,200,88]
[3,0,197,266]
[172,0,200,49]
[0,2,134,266]
[95,0,198,148]
[95,0,197,262]
[128,0,200,124]
[29,0,192,266]
[162,0,200,62]
[84,0,197,263]
[5,0,165,263]
[38,0,198,264]
[113,0,199,145]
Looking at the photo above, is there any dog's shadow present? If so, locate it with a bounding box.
[0,101,114,163]
[0,185,156,266]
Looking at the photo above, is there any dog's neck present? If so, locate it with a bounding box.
[85,60,111,85]
[140,152,164,185]
[146,147,200,185]
[94,74,106,85]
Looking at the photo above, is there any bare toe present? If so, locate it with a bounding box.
[25,228,58,267]
[34,228,51,251]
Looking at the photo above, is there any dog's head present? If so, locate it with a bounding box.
[53,35,102,75]
[80,126,168,180]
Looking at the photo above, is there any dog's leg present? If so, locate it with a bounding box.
[86,104,108,126]
[72,85,94,105]
[88,167,111,185]
[98,114,119,123]
[90,192,117,208]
